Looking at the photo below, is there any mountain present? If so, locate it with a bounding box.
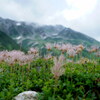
[0,30,20,50]
[0,17,99,50]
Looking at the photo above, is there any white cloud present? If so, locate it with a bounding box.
[0,0,100,41]
[0,0,37,22]
[63,0,97,20]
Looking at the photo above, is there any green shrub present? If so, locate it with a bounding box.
[0,59,100,100]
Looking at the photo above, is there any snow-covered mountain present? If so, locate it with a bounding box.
[0,17,99,49]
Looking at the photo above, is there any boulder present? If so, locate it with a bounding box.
[14,91,38,100]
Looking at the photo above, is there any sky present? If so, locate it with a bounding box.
[0,0,100,41]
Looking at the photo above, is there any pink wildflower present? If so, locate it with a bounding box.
[28,48,38,55]
[45,43,52,51]
[51,55,65,80]
[67,49,76,58]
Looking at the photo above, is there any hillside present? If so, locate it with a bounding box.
[0,17,99,49]
[0,31,20,50]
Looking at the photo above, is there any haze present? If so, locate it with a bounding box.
[0,0,100,41]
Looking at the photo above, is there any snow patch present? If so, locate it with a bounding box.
[16,36,22,40]
[52,33,58,36]
[16,22,21,26]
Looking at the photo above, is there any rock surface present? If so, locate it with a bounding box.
[14,91,38,100]
[0,17,99,49]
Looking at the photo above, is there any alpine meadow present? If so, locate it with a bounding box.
[0,0,100,100]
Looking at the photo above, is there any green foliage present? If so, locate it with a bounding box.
[0,59,100,100]
[0,31,20,50]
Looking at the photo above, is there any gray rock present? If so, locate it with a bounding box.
[14,91,38,100]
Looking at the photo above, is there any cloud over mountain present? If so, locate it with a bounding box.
[0,0,100,41]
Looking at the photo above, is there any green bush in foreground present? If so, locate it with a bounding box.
[0,58,100,100]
